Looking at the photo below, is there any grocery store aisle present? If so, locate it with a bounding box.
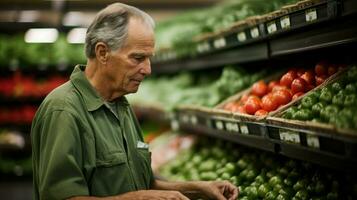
[0,181,32,200]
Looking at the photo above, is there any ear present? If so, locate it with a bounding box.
[95,42,109,65]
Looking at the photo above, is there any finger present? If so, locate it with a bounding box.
[213,189,227,200]
[228,190,238,200]
[177,192,190,200]
[222,181,238,200]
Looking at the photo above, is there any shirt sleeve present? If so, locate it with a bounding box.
[32,110,89,200]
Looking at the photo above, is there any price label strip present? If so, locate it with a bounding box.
[213,37,226,49]
[280,16,291,29]
[305,8,317,22]
[197,42,211,53]
[171,119,179,131]
[240,124,249,135]
[306,134,320,149]
[215,120,224,130]
[279,129,300,144]
[237,32,247,42]
[230,122,239,133]
[267,21,277,34]
[250,27,260,39]
[225,121,239,133]
[190,115,198,125]
[182,115,189,123]
[225,122,232,132]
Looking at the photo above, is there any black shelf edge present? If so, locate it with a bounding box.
[341,0,357,16]
[0,124,31,132]
[174,106,357,171]
[0,22,78,33]
[152,42,268,74]
[269,15,357,57]
[0,97,43,105]
[0,64,75,75]
[277,141,357,171]
[179,123,275,152]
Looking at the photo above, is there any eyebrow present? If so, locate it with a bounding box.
[131,52,154,57]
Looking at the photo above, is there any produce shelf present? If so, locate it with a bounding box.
[152,42,268,74]
[0,64,73,75]
[277,141,357,171]
[269,14,357,57]
[341,0,357,16]
[0,132,31,154]
[0,97,43,105]
[174,107,275,152]
[174,87,357,171]
[152,0,357,74]
[132,104,171,124]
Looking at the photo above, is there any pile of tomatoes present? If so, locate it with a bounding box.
[223,61,342,116]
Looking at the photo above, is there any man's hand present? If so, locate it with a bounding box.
[199,180,239,200]
[68,190,190,200]
[134,190,190,200]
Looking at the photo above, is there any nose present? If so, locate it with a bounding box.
[140,59,151,76]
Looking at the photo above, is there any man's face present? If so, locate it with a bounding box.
[106,17,155,95]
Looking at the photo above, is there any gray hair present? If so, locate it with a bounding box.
[85,3,155,58]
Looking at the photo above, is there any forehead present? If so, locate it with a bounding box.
[123,17,155,50]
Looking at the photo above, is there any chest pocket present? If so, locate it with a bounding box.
[90,151,135,196]
[135,148,153,189]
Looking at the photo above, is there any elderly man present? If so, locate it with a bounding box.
[31,3,238,200]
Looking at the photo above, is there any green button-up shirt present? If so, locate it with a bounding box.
[31,65,154,200]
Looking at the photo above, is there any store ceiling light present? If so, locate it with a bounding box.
[25,28,59,43]
[67,28,87,44]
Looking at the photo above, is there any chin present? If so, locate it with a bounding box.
[126,86,139,94]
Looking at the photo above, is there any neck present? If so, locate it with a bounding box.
[85,60,124,102]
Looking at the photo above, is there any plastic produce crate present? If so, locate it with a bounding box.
[266,67,357,170]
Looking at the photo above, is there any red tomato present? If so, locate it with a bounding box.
[244,96,262,115]
[272,89,292,106]
[261,94,278,112]
[315,75,327,86]
[280,70,297,88]
[297,68,305,77]
[251,80,268,97]
[328,64,338,76]
[272,85,288,93]
[292,92,304,100]
[291,78,307,94]
[315,61,328,76]
[237,105,246,114]
[231,104,242,113]
[224,102,235,111]
[268,81,279,92]
[300,70,315,85]
[240,94,249,104]
[255,109,268,117]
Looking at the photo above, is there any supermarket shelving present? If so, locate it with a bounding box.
[148,0,357,171]
[174,106,357,171]
[152,0,357,74]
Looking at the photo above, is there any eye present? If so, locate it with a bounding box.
[134,56,145,62]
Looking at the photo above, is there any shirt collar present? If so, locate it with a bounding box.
[70,65,129,112]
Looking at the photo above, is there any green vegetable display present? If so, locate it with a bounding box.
[160,138,356,199]
[155,0,299,58]
[283,66,357,131]
[0,33,86,68]
[128,66,267,110]
[0,155,32,177]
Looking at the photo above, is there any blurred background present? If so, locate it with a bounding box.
[1,0,357,199]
